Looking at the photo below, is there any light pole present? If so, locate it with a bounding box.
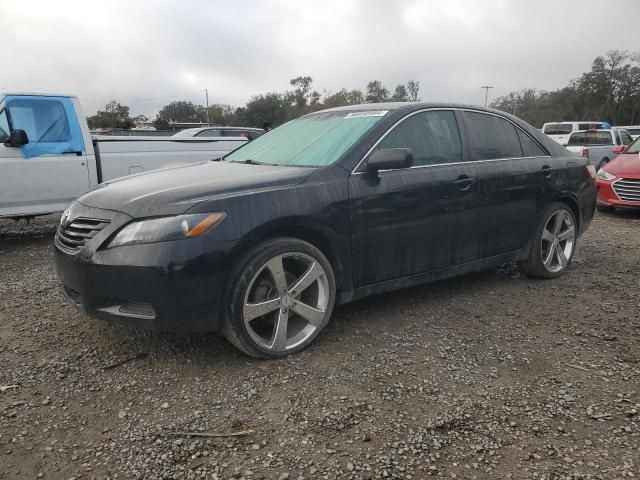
[481,85,493,107]
[204,88,210,126]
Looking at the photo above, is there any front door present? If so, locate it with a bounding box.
[0,98,90,217]
[349,109,481,288]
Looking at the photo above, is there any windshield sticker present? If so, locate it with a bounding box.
[344,110,388,119]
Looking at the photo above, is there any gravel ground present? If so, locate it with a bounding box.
[0,212,638,480]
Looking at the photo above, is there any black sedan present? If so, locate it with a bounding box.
[55,103,596,358]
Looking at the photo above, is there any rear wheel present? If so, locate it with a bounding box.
[519,203,577,279]
[222,238,336,358]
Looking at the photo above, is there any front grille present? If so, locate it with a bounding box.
[613,179,640,203]
[55,217,110,254]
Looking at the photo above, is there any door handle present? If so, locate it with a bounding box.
[541,165,554,178]
[453,175,476,190]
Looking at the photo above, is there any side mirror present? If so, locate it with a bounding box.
[612,145,626,154]
[4,129,29,147]
[366,148,413,172]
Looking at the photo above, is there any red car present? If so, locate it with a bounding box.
[596,138,640,211]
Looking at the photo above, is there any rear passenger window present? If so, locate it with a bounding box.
[463,112,522,160]
[376,110,462,166]
[517,130,548,157]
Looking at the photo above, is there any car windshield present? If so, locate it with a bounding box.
[224,110,388,167]
[567,131,613,145]
[627,137,640,154]
[544,124,572,135]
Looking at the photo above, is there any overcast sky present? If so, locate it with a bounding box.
[2,0,639,118]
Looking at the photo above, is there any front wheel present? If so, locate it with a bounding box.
[222,238,336,358]
[519,203,577,279]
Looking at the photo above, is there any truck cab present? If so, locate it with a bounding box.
[0,93,94,218]
[0,93,249,219]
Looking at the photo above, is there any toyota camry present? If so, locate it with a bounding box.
[55,103,596,358]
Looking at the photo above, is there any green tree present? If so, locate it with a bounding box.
[289,76,314,107]
[206,104,236,125]
[407,80,420,102]
[237,92,290,128]
[391,84,409,102]
[365,80,389,103]
[87,101,131,129]
[154,101,206,126]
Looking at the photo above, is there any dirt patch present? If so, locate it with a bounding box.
[0,212,639,479]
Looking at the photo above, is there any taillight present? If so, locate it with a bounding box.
[586,165,597,181]
[581,148,589,159]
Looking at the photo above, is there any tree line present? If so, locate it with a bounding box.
[87,78,421,130]
[491,50,640,127]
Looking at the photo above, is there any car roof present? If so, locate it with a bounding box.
[311,102,520,117]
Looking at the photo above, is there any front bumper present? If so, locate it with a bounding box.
[54,203,236,333]
[596,178,640,209]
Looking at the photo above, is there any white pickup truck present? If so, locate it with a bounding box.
[0,93,248,219]
[565,128,634,170]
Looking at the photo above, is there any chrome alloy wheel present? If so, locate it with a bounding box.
[540,210,576,273]
[243,253,330,353]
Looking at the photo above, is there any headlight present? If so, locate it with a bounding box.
[108,212,225,248]
[596,169,616,181]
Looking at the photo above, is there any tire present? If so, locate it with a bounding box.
[597,158,609,171]
[222,237,336,358]
[519,202,578,279]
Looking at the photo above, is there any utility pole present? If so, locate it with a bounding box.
[204,88,210,126]
[481,85,493,107]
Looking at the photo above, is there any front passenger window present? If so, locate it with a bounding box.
[376,110,462,166]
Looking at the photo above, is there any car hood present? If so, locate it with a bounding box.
[78,161,316,218]
[606,153,640,176]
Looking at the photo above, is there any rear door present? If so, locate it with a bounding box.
[461,110,552,258]
[0,97,90,217]
[349,109,482,287]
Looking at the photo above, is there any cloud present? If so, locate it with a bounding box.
[1,0,639,117]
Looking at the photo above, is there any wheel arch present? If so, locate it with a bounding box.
[227,219,350,295]
[551,194,581,231]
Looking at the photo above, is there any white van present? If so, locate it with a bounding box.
[541,121,606,146]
